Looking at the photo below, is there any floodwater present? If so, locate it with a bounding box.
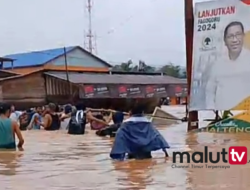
[0,106,250,190]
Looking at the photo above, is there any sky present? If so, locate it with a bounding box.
[0,0,204,67]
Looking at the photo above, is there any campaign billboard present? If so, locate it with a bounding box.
[190,0,250,110]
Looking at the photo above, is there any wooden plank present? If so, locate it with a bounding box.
[150,107,180,125]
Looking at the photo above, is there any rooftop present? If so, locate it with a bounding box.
[45,71,186,85]
[0,57,14,62]
[3,46,112,69]
[3,47,74,69]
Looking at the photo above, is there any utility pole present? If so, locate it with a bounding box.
[85,0,97,54]
[63,47,72,95]
[185,0,199,131]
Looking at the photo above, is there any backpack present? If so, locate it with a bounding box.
[68,110,86,135]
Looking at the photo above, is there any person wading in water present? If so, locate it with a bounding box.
[96,111,125,137]
[27,107,43,130]
[65,104,87,135]
[90,111,111,130]
[110,103,170,160]
[9,105,23,124]
[42,103,61,130]
[0,103,24,150]
[61,104,110,134]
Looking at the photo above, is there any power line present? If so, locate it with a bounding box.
[96,0,158,39]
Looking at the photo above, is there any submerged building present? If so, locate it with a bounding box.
[0,46,187,110]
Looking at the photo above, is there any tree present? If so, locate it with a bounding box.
[113,60,156,73]
[112,60,134,72]
[159,63,181,78]
[112,61,186,78]
[181,70,187,78]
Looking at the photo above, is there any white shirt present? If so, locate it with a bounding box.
[10,111,23,125]
[206,48,250,110]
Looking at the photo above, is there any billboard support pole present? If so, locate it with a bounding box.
[185,0,199,131]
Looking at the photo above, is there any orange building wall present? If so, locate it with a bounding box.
[170,97,186,105]
[170,97,177,105]
[8,67,43,74]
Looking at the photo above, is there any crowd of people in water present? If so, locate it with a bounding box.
[0,102,170,160]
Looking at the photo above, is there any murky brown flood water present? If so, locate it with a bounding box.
[1,108,250,189]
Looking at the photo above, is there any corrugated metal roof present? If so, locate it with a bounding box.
[3,46,75,69]
[45,72,186,84]
[0,57,14,62]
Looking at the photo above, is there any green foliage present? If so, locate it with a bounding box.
[158,63,180,78]
[112,60,186,78]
